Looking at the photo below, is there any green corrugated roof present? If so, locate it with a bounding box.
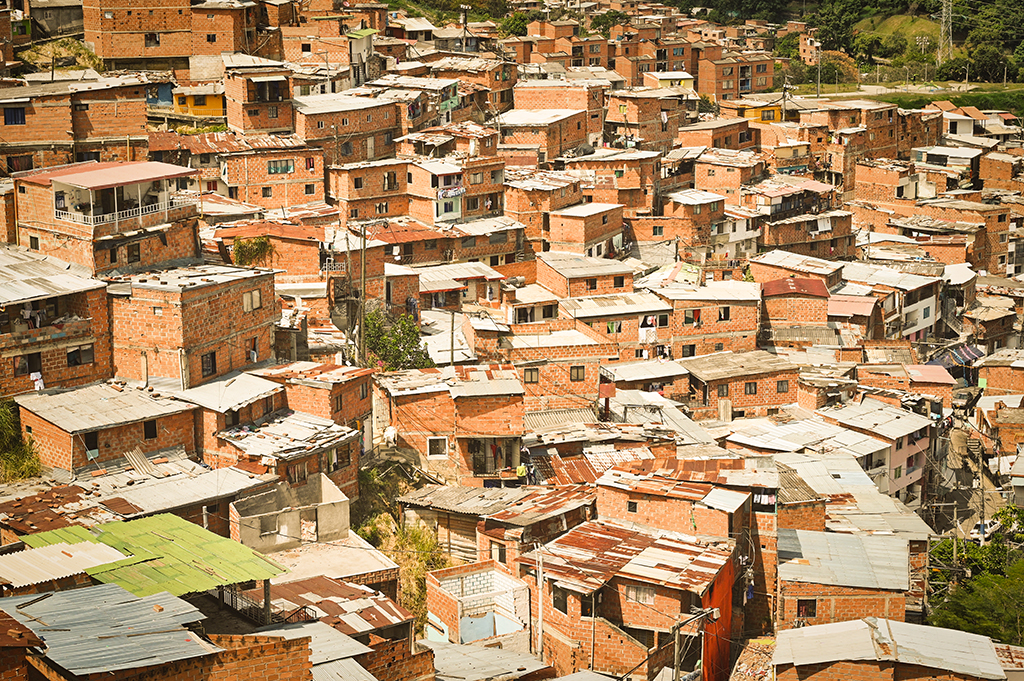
[23,514,285,597]
[347,28,378,38]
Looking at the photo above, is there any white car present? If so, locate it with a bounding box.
[969,520,1002,541]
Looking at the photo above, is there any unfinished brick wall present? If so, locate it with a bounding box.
[763,294,829,327]
[357,635,436,681]
[597,484,733,539]
[777,580,906,629]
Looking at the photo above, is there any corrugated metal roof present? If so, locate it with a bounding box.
[0,583,220,675]
[524,407,598,431]
[828,294,878,317]
[0,243,104,306]
[678,350,796,382]
[519,519,732,595]
[601,360,690,383]
[15,382,195,434]
[216,409,359,460]
[816,398,932,440]
[23,513,285,596]
[761,278,829,298]
[562,291,672,319]
[483,485,595,526]
[175,371,284,413]
[419,639,551,681]
[0,541,126,588]
[399,485,533,515]
[778,528,909,590]
[376,364,523,398]
[750,249,843,276]
[249,576,412,638]
[773,618,1005,680]
[256,620,372,662]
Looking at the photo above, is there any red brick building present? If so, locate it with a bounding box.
[496,109,588,166]
[109,264,279,389]
[14,161,200,276]
[518,520,736,681]
[374,364,525,485]
[646,280,762,360]
[15,381,196,472]
[83,0,193,68]
[773,618,1005,681]
[546,202,625,257]
[514,80,605,144]
[677,350,800,421]
[0,245,112,398]
[0,76,151,174]
[776,528,909,629]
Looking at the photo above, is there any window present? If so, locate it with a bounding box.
[607,321,622,333]
[259,515,277,536]
[243,289,262,311]
[143,419,157,440]
[524,367,539,383]
[895,465,902,479]
[491,169,503,183]
[28,236,39,250]
[718,306,730,321]
[796,599,816,618]
[923,306,930,319]
[653,224,664,236]
[625,584,655,605]
[3,108,25,126]
[461,236,476,248]
[201,351,217,377]
[74,103,89,112]
[127,243,140,263]
[84,432,99,460]
[693,204,702,215]
[896,437,903,449]
[542,304,556,319]
[684,309,700,325]
[745,381,757,395]
[586,278,597,291]
[489,231,507,245]
[718,384,729,397]
[301,43,312,52]
[681,344,696,357]
[490,540,507,564]
[304,184,315,195]
[268,160,294,175]
[627,500,638,513]
[144,32,160,47]
[715,343,724,351]
[375,202,389,214]
[470,171,483,184]
[286,461,308,484]
[777,380,789,394]
[206,34,216,43]
[359,383,368,400]
[353,177,363,189]
[552,585,568,614]
[268,106,278,119]
[13,353,41,377]
[570,366,585,382]
[333,393,343,413]
[427,437,448,459]
[466,197,479,211]
[657,314,669,327]
[722,66,733,76]
[66,344,94,367]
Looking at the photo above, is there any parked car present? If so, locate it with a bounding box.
[969,520,1002,542]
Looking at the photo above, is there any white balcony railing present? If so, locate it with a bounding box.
[55,196,198,226]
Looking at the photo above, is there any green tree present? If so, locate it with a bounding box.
[232,235,274,267]
[880,31,908,59]
[500,11,531,36]
[930,557,1024,644]
[365,309,434,371]
[854,34,884,63]
[590,10,629,38]
[970,43,1014,82]
[0,401,40,483]
[812,0,858,52]
[775,32,800,59]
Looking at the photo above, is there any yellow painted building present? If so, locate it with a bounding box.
[173,84,227,118]
[719,97,782,122]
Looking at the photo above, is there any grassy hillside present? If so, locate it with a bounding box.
[853,14,940,43]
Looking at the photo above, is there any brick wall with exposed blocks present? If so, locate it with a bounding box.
[27,631,313,681]
[0,649,31,681]
[20,406,195,471]
[662,298,759,360]
[0,287,112,399]
[223,148,325,209]
[777,580,906,629]
[689,368,800,421]
[84,0,194,63]
[111,272,278,388]
[748,261,838,287]
[777,500,826,531]
[763,294,829,327]
[597,484,734,539]
[357,635,436,681]
[977,364,1022,395]
[514,83,604,139]
[269,377,372,426]
[535,258,633,298]
[857,370,954,408]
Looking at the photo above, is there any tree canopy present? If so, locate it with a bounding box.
[365,309,435,371]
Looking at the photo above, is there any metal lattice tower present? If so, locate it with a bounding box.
[939,0,953,64]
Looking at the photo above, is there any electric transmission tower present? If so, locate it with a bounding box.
[939,0,953,64]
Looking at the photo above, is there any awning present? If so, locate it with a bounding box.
[927,344,984,370]
[250,75,287,83]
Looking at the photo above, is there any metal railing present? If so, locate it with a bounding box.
[55,197,198,226]
[210,587,318,626]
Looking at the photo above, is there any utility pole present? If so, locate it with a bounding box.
[358,221,368,365]
[816,47,821,99]
[449,309,456,366]
[536,547,544,661]
[671,609,718,681]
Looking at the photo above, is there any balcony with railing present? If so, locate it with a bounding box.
[52,167,200,232]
